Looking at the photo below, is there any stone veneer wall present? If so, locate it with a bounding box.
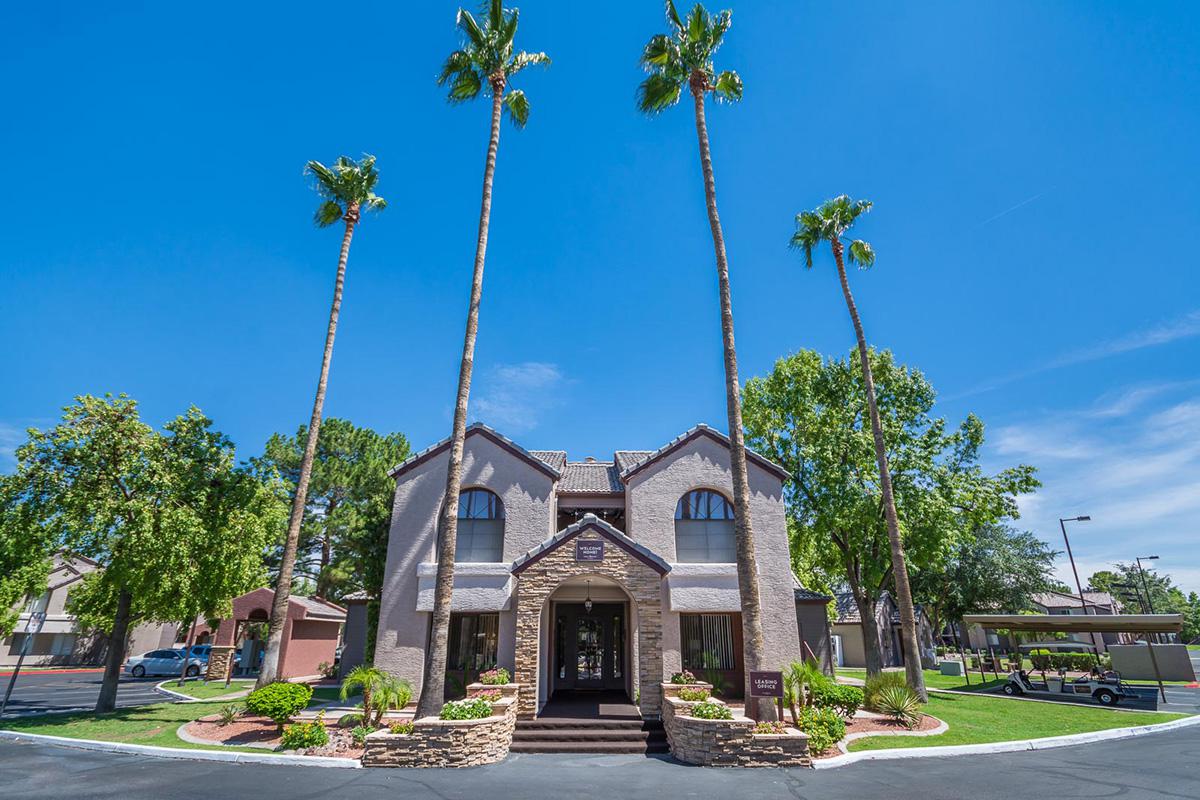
[204,646,235,682]
[661,688,810,768]
[362,684,519,768]
[513,528,664,718]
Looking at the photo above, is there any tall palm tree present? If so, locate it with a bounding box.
[416,1,548,718]
[257,155,386,687]
[637,1,773,720]
[790,195,928,701]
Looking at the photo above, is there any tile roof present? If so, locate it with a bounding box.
[614,450,655,473]
[618,424,790,482]
[529,450,567,471]
[291,595,347,620]
[559,461,623,493]
[388,423,563,480]
[511,514,670,576]
[833,592,862,623]
[792,573,833,602]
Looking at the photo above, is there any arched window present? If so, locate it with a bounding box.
[456,488,505,562]
[674,489,736,563]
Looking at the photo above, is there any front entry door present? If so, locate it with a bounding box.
[554,603,626,693]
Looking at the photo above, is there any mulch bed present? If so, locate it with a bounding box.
[808,713,943,760]
[184,715,364,759]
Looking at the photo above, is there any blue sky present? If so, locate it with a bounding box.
[2,2,1198,592]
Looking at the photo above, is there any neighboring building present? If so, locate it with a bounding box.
[2,553,178,668]
[374,423,805,718]
[193,588,346,680]
[955,590,1128,654]
[831,590,935,669]
[793,583,834,673]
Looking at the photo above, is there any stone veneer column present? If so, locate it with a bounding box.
[511,528,665,719]
[204,645,235,682]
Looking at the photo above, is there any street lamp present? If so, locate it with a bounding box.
[1059,515,1100,655]
[1135,556,1160,614]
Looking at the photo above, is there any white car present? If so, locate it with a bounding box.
[124,649,201,678]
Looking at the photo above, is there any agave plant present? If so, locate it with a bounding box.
[874,684,923,729]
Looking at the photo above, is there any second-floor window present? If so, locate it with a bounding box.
[456,488,505,563]
[674,489,736,563]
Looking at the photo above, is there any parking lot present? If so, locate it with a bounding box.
[0,670,169,718]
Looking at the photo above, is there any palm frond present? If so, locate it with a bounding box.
[709,10,732,52]
[508,50,550,77]
[438,50,474,85]
[503,89,529,127]
[304,160,337,191]
[636,72,684,114]
[640,34,678,68]
[448,68,483,102]
[488,0,503,31]
[456,7,486,47]
[314,200,343,228]
[712,69,742,103]
[500,6,519,47]
[687,3,709,42]
[364,194,387,214]
[789,225,820,269]
[665,0,684,31]
[848,239,875,268]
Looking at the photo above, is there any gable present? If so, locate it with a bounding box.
[511,515,670,576]
[388,423,562,481]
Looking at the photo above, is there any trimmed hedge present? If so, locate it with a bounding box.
[797,706,846,755]
[809,682,863,719]
[245,681,313,730]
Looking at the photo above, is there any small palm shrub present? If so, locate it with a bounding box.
[677,686,710,702]
[478,667,511,685]
[280,711,329,750]
[439,697,493,720]
[753,720,787,734]
[874,685,923,729]
[669,670,696,684]
[217,703,242,727]
[863,671,908,712]
[245,682,313,731]
[389,720,414,735]
[797,706,846,755]
[341,666,413,727]
[687,700,733,720]
[783,659,827,722]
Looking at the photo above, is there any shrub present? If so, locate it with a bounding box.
[337,712,364,728]
[280,711,329,750]
[863,671,908,712]
[389,720,414,735]
[245,681,313,730]
[317,661,336,679]
[797,706,846,755]
[669,670,696,684]
[477,667,511,685]
[439,697,493,720]
[687,700,733,720]
[217,703,242,727]
[341,666,413,728]
[702,668,729,696]
[753,720,787,734]
[810,682,863,719]
[468,688,502,702]
[350,725,375,746]
[874,685,923,729]
[677,686,710,702]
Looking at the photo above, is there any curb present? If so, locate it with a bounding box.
[0,729,361,769]
[153,679,253,704]
[836,716,950,750]
[812,712,1200,769]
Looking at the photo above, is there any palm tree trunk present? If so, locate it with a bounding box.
[830,238,928,701]
[689,83,771,721]
[258,210,358,687]
[416,85,505,718]
[96,588,132,712]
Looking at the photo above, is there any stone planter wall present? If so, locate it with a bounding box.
[362,684,519,768]
[661,687,810,768]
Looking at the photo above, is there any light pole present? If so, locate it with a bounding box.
[1059,515,1099,655]
[1136,555,1160,642]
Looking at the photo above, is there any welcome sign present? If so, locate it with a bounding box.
[575,540,605,562]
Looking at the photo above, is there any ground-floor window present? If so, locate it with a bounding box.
[443,613,499,698]
[680,612,744,697]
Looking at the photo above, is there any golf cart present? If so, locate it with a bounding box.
[1003,668,1139,706]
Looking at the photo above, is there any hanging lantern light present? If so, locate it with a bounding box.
[584,580,593,614]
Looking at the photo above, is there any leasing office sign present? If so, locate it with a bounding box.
[749,671,784,697]
[575,540,605,562]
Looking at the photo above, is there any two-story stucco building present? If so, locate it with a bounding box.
[374,423,813,719]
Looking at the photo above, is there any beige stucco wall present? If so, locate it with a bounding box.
[374,432,556,696]
[625,435,802,685]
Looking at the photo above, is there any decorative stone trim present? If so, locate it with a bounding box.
[361,689,519,768]
[661,688,811,768]
[661,681,713,700]
[204,646,235,682]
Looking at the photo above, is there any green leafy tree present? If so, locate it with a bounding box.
[637,2,770,720]
[2,396,283,711]
[0,476,56,637]
[1088,564,1200,641]
[260,155,386,688]
[910,524,1058,645]
[791,195,925,698]
[419,1,549,719]
[743,349,1038,680]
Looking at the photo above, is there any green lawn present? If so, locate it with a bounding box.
[0,701,263,753]
[847,692,1189,751]
[309,685,345,703]
[162,679,254,700]
[836,667,1006,693]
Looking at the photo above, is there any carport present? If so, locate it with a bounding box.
[963,613,1184,702]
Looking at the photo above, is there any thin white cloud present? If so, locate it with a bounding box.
[0,423,25,471]
[948,310,1200,400]
[472,362,567,435]
[991,384,1200,594]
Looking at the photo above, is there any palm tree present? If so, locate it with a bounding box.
[790,195,928,701]
[342,664,412,727]
[637,2,772,720]
[257,156,386,687]
[416,1,549,718]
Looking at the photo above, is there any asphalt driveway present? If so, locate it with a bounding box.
[0,670,168,717]
[2,722,1199,799]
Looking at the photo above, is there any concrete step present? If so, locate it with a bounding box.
[513,728,668,743]
[509,740,671,755]
[517,719,662,731]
